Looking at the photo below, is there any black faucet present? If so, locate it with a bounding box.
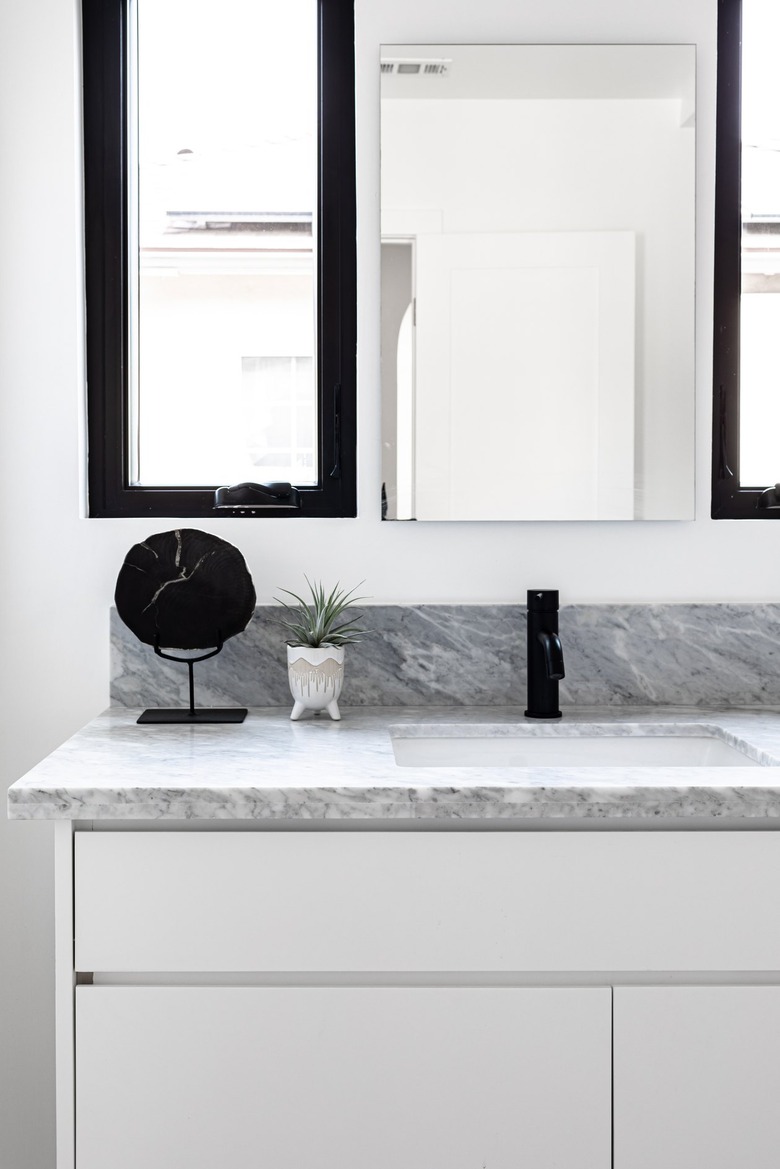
[524,589,565,719]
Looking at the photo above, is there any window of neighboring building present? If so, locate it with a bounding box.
[713,0,780,517]
[241,357,316,482]
[83,0,356,517]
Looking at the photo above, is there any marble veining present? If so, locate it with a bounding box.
[8,706,780,822]
[111,603,780,710]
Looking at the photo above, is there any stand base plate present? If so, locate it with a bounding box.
[138,708,248,725]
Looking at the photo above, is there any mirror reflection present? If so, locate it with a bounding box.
[381,44,696,521]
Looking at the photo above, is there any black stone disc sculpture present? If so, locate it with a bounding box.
[115,528,256,724]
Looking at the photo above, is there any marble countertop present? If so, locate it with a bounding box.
[9,706,780,823]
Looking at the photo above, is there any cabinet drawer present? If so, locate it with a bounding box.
[75,831,780,972]
[76,985,611,1169]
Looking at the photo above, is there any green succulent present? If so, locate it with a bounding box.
[275,578,370,648]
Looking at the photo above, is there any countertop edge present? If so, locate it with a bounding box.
[9,705,780,823]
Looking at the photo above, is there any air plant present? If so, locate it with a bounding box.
[275,578,370,648]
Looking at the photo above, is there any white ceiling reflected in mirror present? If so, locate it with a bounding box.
[380,44,696,521]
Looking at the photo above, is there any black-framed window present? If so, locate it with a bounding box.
[713,0,780,518]
[83,0,356,518]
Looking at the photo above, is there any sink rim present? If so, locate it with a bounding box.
[388,721,778,768]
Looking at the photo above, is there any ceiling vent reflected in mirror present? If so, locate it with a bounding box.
[380,57,452,78]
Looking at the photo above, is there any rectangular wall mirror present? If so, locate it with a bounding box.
[380,44,696,521]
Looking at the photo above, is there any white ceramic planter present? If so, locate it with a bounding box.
[287,644,345,721]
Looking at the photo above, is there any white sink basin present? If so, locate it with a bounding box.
[391,730,760,768]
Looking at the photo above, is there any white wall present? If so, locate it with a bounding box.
[2,0,772,1164]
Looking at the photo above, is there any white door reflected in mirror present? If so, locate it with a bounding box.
[380,44,696,522]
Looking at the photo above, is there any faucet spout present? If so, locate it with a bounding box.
[524,589,564,719]
[537,630,565,681]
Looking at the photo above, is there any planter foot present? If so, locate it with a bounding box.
[290,701,307,721]
[326,700,341,721]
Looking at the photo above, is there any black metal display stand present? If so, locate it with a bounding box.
[137,637,247,724]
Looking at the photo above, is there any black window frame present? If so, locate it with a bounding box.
[83,0,357,519]
[712,0,779,518]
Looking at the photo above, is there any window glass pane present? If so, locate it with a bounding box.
[740,0,780,485]
[132,0,318,487]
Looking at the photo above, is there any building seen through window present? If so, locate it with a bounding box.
[739,0,780,486]
[714,0,780,516]
[132,0,317,489]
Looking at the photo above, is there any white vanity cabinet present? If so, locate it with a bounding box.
[58,828,780,1169]
[69,831,616,1169]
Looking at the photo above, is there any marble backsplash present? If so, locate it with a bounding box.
[110,603,780,708]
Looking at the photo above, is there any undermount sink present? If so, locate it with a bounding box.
[390,728,761,768]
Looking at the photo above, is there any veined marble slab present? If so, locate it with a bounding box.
[8,706,780,822]
[111,603,780,709]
